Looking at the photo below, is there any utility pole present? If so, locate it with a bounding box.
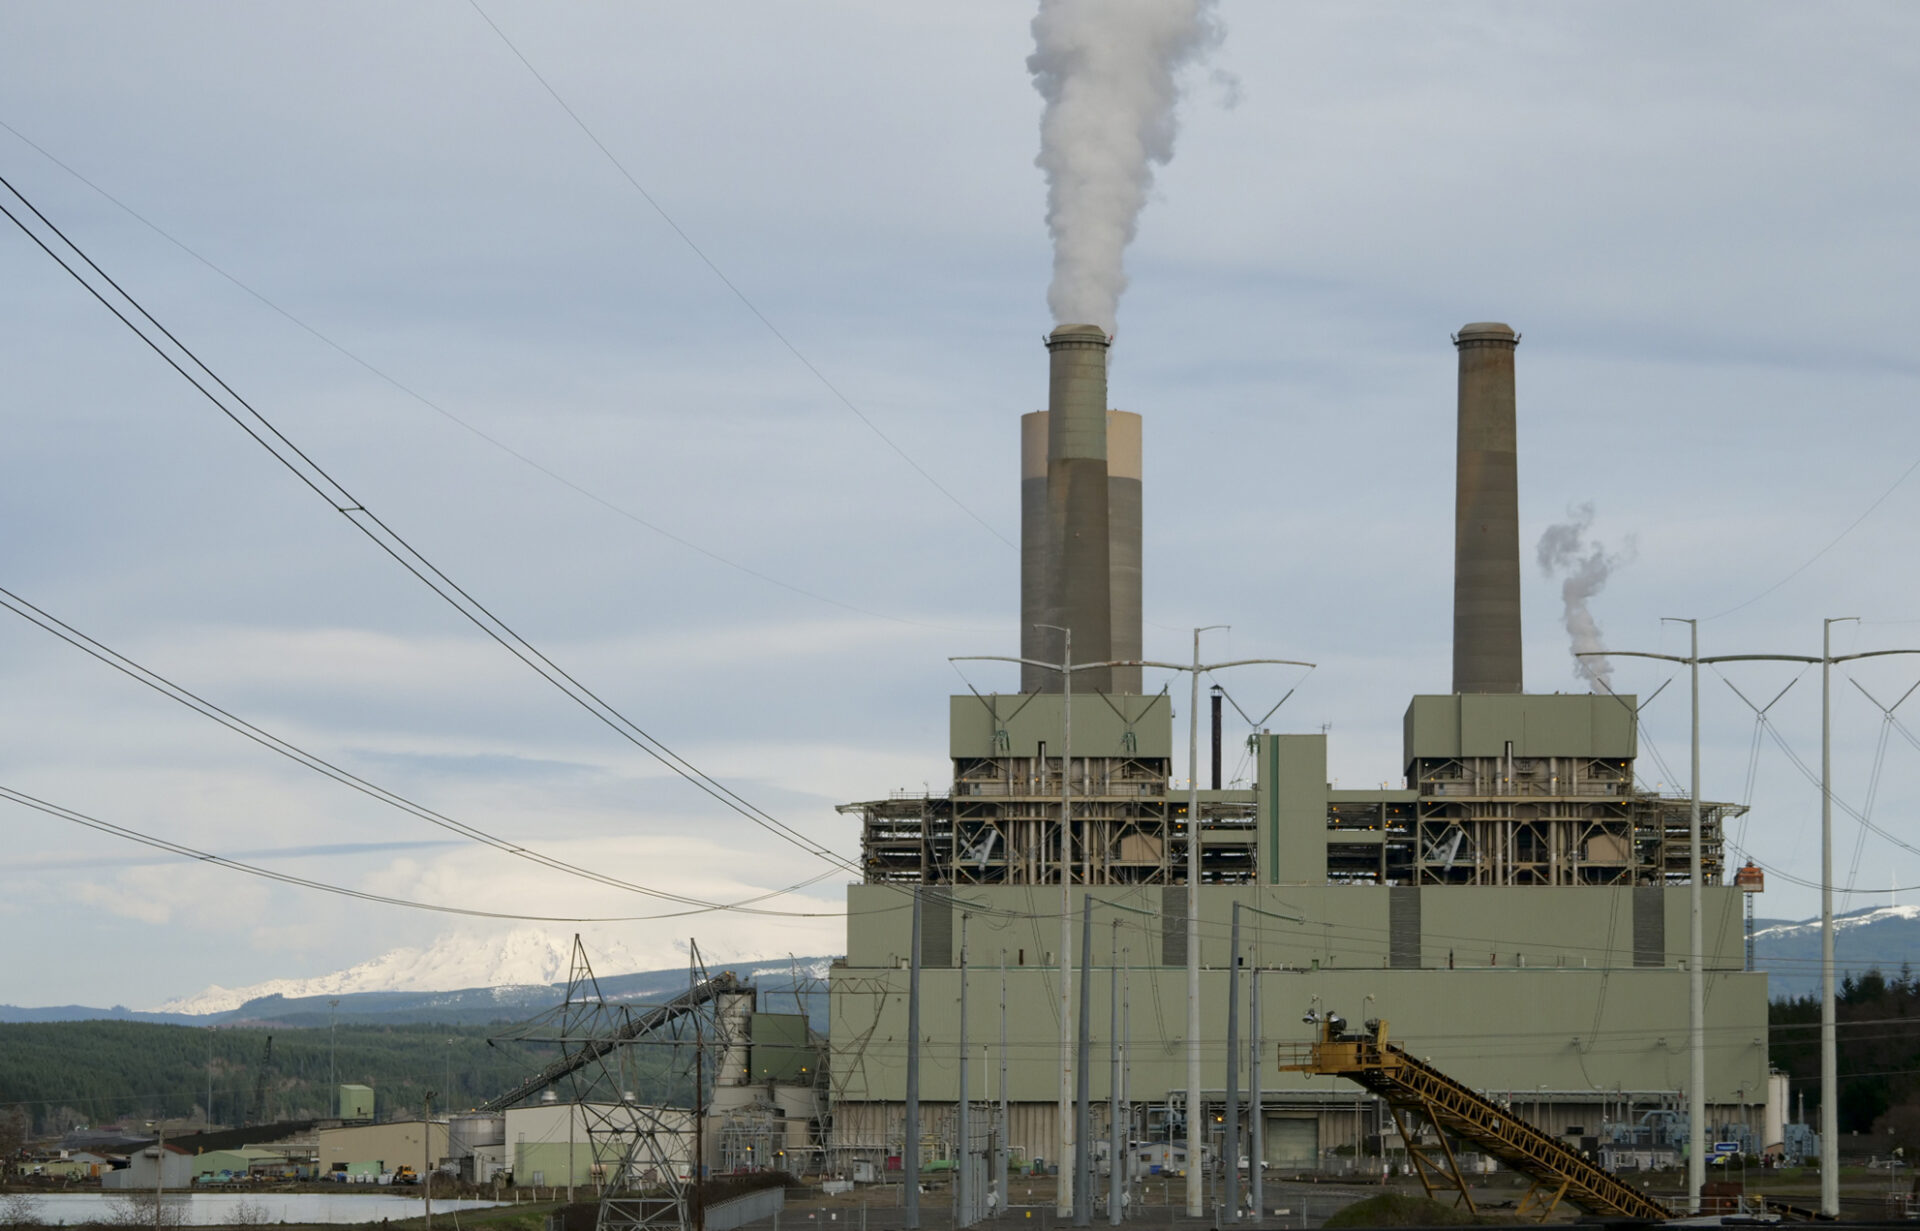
[1109,919,1122,1228]
[1595,621,1920,1219]
[694,1021,705,1231]
[1226,903,1297,1223]
[1590,620,1708,1212]
[954,632,1312,1221]
[958,911,970,1229]
[423,1090,433,1231]
[1224,905,1242,1223]
[329,998,340,1117]
[999,950,1010,1215]
[906,890,922,1231]
[1157,631,1312,1217]
[1121,949,1132,1223]
[206,1028,214,1131]
[1074,896,1095,1227]
[1250,968,1262,1225]
[148,1120,163,1231]
[953,627,1138,1218]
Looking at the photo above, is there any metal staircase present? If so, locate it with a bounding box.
[1278,1016,1671,1222]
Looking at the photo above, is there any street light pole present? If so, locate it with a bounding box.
[953,628,1120,1217]
[329,998,340,1118]
[1185,625,1219,1219]
[951,635,1313,1221]
[1597,622,1920,1219]
[1599,619,1707,1211]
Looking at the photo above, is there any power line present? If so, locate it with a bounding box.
[0,582,837,917]
[1707,452,1920,621]
[0,783,839,923]
[0,119,963,633]
[0,172,865,882]
[462,0,1014,551]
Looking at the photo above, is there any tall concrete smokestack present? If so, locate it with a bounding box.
[1107,409,1142,695]
[1020,411,1052,693]
[1038,324,1113,693]
[1451,321,1523,694]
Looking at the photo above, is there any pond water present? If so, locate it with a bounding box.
[19,1192,511,1227]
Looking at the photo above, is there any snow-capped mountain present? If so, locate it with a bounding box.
[1751,902,1920,944]
[1752,903,1920,999]
[151,928,649,1016]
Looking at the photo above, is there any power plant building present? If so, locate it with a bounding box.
[828,323,1772,1176]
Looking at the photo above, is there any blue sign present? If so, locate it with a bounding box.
[1713,1141,1740,1156]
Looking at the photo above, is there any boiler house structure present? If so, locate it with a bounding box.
[828,323,1773,1179]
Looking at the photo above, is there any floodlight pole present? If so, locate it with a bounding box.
[1119,635,1315,1218]
[1597,622,1920,1219]
[953,634,1135,1217]
[958,911,970,1229]
[953,637,1313,1220]
[1592,620,1707,1212]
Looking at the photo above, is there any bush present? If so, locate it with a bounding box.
[0,1193,43,1229]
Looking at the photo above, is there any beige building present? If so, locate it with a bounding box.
[317,1120,448,1177]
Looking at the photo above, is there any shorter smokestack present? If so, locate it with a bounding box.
[1451,321,1523,695]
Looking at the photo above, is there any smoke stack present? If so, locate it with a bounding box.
[1034,324,1113,693]
[1451,322,1523,694]
[1107,410,1142,695]
[1020,411,1052,693]
[1209,684,1223,790]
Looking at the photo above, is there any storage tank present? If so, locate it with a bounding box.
[449,1113,506,1160]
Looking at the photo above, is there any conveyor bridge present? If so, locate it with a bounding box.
[1278,1016,1670,1222]
[479,970,742,1113]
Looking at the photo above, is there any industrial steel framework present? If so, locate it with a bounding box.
[1278,1016,1671,1222]
[488,939,743,1231]
[1320,753,1743,887]
[843,787,1258,886]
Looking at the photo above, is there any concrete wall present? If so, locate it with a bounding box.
[829,960,1768,1107]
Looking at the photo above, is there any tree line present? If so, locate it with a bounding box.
[0,1020,689,1138]
[1771,965,1920,1147]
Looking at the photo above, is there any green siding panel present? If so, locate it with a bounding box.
[1403,694,1638,766]
[949,694,1173,760]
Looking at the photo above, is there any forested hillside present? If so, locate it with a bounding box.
[0,1021,614,1135]
[1771,965,1920,1142]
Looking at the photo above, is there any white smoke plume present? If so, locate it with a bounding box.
[1536,503,1631,693]
[1028,0,1224,335]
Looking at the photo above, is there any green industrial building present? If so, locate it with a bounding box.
[827,322,1774,1191]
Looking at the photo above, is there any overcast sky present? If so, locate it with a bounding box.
[4,2,1920,1010]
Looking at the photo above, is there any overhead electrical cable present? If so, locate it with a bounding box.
[0,784,839,922]
[0,119,960,632]
[0,174,865,882]
[1706,453,1920,620]
[0,583,839,917]
[460,0,1015,551]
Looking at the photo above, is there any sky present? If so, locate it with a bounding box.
[4,2,1920,1010]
